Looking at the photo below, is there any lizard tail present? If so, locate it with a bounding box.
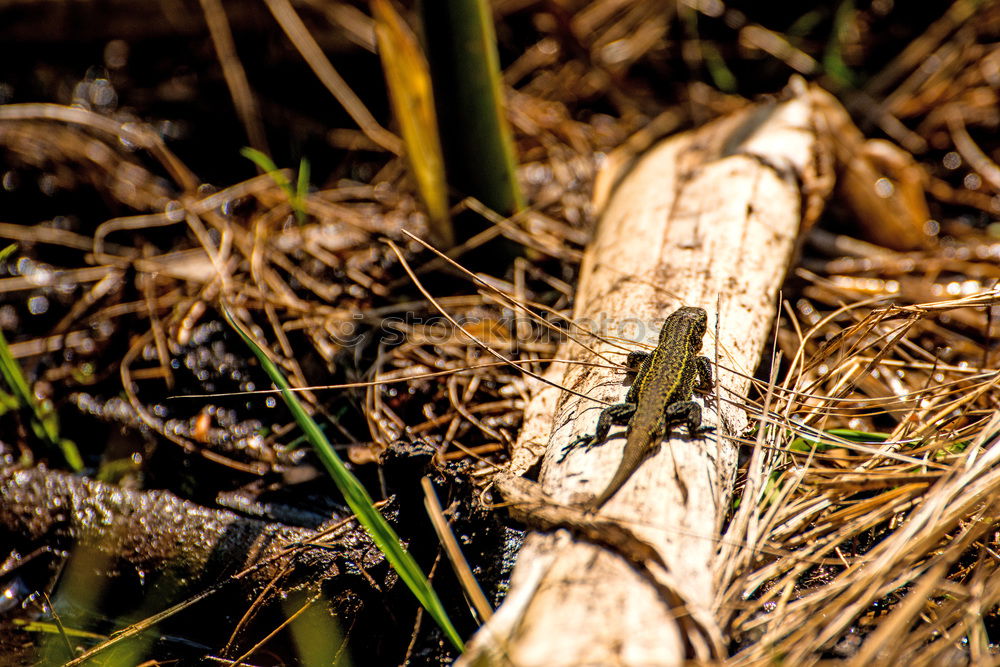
[584,468,630,511]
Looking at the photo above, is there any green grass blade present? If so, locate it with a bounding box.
[13,619,107,641]
[241,147,309,224]
[295,157,311,225]
[823,0,859,88]
[0,244,82,470]
[789,428,889,453]
[0,327,83,470]
[241,147,288,190]
[222,305,464,652]
[702,42,737,93]
[420,0,523,219]
[680,7,736,93]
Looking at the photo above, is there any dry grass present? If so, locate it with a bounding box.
[1,0,999,662]
[719,279,1000,663]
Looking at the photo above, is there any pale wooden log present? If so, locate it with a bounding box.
[461,81,835,665]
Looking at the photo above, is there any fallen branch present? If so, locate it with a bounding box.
[463,79,834,664]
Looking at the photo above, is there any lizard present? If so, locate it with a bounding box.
[559,306,714,511]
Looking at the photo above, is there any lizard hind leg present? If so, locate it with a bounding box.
[559,401,636,461]
[663,400,713,436]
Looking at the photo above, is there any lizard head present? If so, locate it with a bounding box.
[660,306,708,350]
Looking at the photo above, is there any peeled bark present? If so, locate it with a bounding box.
[463,81,834,665]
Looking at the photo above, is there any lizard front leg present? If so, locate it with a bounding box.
[559,402,635,461]
[560,349,650,461]
[694,355,713,392]
[623,351,651,405]
[625,350,650,371]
